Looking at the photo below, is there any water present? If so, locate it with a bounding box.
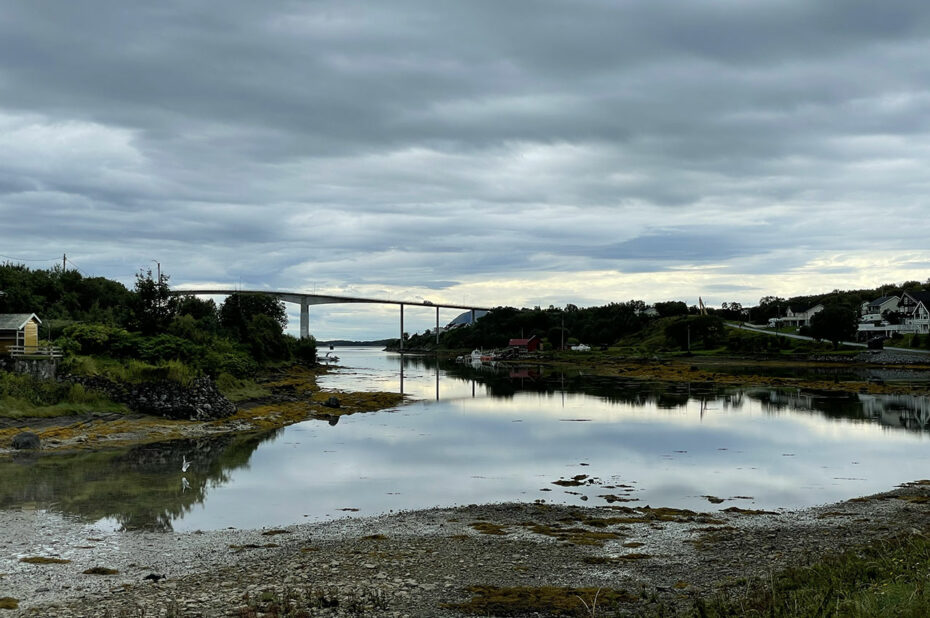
[2,348,929,532]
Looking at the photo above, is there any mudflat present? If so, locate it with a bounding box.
[2,482,928,616]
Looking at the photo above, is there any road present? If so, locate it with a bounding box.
[725,323,930,355]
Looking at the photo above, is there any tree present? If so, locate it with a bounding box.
[654,301,689,318]
[809,305,858,349]
[130,269,176,336]
[219,293,287,338]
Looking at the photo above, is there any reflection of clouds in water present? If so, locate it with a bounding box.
[176,384,930,530]
[8,349,930,531]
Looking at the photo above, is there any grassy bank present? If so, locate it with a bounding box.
[687,529,930,617]
[0,372,126,419]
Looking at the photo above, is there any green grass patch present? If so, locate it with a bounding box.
[215,372,271,402]
[0,371,126,418]
[65,355,199,386]
[445,585,636,616]
[0,397,127,419]
[691,532,930,617]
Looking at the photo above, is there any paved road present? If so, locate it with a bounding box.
[725,323,930,355]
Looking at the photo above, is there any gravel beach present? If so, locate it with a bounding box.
[3,481,929,617]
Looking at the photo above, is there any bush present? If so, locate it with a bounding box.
[136,334,197,363]
[290,336,318,366]
[62,323,132,356]
[201,349,259,378]
[0,372,69,406]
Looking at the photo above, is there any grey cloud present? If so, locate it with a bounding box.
[1,1,929,337]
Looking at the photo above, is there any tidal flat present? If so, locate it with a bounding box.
[2,482,930,616]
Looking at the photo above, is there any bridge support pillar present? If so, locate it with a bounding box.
[400,303,404,351]
[435,306,440,345]
[300,298,309,339]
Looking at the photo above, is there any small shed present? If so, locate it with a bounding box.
[0,313,42,355]
[508,335,540,353]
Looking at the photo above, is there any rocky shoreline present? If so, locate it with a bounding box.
[2,482,929,617]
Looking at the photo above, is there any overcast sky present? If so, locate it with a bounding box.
[2,1,929,339]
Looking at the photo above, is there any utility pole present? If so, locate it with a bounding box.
[152,259,161,281]
[62,253,67,271]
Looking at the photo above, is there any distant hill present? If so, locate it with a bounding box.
[448,309,488,326]
[319,339,393,347]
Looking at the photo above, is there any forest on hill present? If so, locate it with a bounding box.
[402,278,930,353]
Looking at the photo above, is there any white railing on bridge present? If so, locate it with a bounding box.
[8,345,63,359]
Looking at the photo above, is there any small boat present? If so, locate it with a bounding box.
[470,349,498,363]
[322,352,340,362]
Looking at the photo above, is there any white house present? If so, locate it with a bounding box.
[900,291,930,335]
[857,292,930,339]
[859,295,900,322]
[769,304,823,328]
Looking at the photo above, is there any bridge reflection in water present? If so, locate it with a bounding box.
[4,352,929,532]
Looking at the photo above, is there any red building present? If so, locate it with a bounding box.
[508,335,540,353]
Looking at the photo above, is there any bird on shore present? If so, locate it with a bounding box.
[181,455,190,473]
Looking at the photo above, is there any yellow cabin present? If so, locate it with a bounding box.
[0,313,42,355]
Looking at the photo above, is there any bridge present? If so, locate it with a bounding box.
[171,288,494,349]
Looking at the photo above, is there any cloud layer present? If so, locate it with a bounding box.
[2,1,929,337]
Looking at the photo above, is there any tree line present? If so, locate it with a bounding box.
[0,263,315,377]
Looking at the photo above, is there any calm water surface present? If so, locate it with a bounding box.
[3,347,929,532]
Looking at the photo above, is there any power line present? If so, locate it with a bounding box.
[64,258,90,277]
[0,254,61,263]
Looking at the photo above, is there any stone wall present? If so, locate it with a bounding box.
[67,375,237,421]
[0,357,58,380]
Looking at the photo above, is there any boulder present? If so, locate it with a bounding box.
[11,431,41,450]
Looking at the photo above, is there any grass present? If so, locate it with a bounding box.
[0,371,127,418]
[236,586,388,617]
[445,585,637,616]
[66,356,199,386]
[0,397,127,419]
[215,372,271,402]
[686,532,930,617]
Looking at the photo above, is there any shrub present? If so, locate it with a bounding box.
[62,323,132,356]
[137,334,197,363]
[290,335,317,366]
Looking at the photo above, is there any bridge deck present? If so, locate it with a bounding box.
[171,288,493,346]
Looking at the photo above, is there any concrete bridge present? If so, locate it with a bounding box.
[172,288,494,349]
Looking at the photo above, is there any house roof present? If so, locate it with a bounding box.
[869,295,899,306]
[508,336,539,346]
[904,291,930,307]
[0,313,40,331]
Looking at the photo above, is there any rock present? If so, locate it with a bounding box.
[11,431,40,450]
[322,396,341,408]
